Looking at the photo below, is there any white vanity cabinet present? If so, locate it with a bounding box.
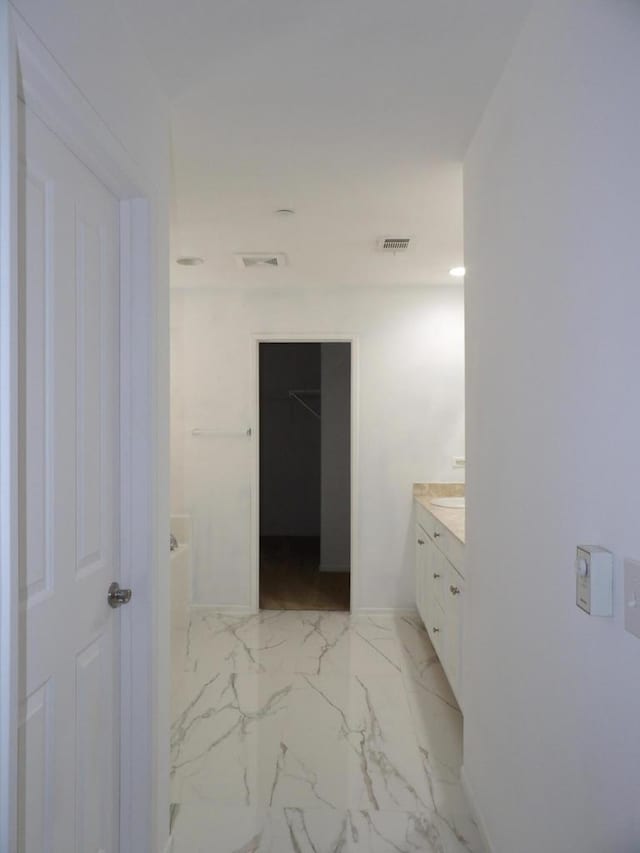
[415,524,428,626]
[443,560,464,690]
[415,501,465,705]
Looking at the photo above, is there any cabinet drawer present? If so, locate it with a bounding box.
[442,563,464,695]
[416,503,465,576]
[430,516,464,575]
[428,601,445,657]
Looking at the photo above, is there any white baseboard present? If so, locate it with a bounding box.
[189,605,419,617]
[161,834,173,853]
[189,604,256,615]
[460,765,496,853]
[352,607,419,617]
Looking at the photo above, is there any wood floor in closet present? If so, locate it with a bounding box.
[259,536,350,611]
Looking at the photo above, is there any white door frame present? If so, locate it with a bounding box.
[0,4,19,849]
[0,8,167,853]
[251,334,359,613]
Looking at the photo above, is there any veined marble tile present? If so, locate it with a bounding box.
[394,614,481,850]
[182,610,404,680]
[294,611,404,677]
[170,771,184,807]
[171,804,480,853]
[404,682,463,773]
[393,613,459,711]
[184,609,307,676]
[171,627,190,723]
[404,681,482,852]
[171,669,293,806]
[171,609,484,852]
[270,672,430,813]
[277,808,481,853]
[171,804,275,852]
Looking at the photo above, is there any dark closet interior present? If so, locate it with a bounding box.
[259,342,351,610]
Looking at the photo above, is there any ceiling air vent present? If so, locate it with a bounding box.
[378,237,411,252]
[235,252,288,269]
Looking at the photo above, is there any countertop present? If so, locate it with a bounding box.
[413,483,465,545]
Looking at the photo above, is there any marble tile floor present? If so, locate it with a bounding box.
[170,610,483,853]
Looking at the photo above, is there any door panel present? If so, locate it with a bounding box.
[22,169,51,606]
[17,680,52,853]
[75,637,110,853]
[75,213,109,575]
[19,103,120,853]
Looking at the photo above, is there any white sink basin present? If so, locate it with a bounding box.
[431,496,465,509]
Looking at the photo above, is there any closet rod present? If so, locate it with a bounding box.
[288,390,321,420]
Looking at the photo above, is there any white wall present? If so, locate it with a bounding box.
[9,3,172,849]
[320,342,351,571]
[171,285,465,609]
[463,2,640,851]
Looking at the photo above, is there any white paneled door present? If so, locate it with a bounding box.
[18,102,121,853]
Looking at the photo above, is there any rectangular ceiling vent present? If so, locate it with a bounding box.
[378,237,411,252]
[235,252,288,269]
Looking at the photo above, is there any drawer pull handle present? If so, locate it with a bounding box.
[417,539,425,545]
[450,585,461,596]
[433,573,441,579]
[432,627,440,634]
[433,531,441,538]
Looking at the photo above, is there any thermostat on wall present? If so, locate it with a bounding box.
[575,545,613,616]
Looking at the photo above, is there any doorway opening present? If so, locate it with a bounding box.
[259,342,351,611]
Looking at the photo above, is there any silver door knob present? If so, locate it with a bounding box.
[433,531,441,538]
[432,627,440,634]
[449,585,461,596]
[108,582,132,609]
[417,539,425,545]
[433,573,441,579]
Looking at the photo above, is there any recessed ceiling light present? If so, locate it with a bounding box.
[176,256,204,266]
[274,208,295,216]
[449,266,466,278]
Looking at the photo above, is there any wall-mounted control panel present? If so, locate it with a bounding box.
[624,559,640,640]
[575,545,613,616]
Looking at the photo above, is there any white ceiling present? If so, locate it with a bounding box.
[116,0,531,288]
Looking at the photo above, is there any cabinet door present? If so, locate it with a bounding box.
[429,600,445,657]
[423,532,441,632]
[415,524,428,625]
[443,563,464,696]
[431,546,446,611]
